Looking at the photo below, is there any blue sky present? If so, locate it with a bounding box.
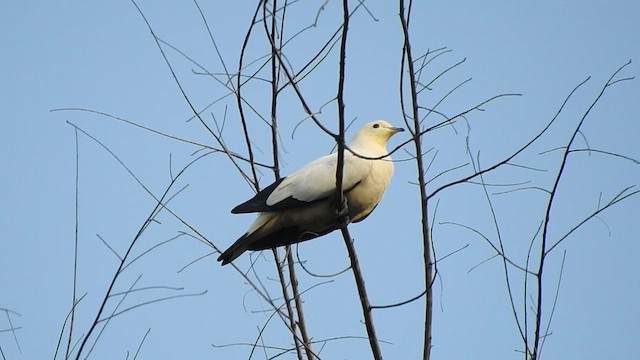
[2,1,639,359]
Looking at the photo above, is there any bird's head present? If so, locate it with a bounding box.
[350,120,404,149]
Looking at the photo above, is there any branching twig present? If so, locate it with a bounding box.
[532,62,633,360]
[69,123,204,359]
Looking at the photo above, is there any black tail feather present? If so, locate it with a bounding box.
[217,234,249,266]
[218,227,337,265]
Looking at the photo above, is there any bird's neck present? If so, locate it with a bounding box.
[348,139,390,159]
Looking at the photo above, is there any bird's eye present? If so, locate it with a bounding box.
[373,123,380,129]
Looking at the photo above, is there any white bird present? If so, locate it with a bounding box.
[218,120,404,265]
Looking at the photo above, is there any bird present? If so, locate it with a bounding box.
[217,120,404,265]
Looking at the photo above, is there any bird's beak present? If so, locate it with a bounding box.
[390,127,404,133]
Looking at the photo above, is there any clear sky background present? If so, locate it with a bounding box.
[2,1,639,359]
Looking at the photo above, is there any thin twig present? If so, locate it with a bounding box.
[66,128,80,359]
[476,154,528,344]
[132,328,151,360]
[54,295,85,360]
[236,1,263,187]
[129,0,259,190]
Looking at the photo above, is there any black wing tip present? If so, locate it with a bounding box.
[231,202,265,214]
[230,204,248,214]
[231,178,287,214]
[231,200,266,213]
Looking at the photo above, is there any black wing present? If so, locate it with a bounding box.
[231,177,319,214]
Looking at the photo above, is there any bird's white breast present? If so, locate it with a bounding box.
[346,157,394,222]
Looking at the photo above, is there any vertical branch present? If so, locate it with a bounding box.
[335,1,382,359]
[538,250,566,359]
[264,1,313,358]
[66,128,80,359]
[399,0,432,359]
[334,0,349,202]
[271,250,304,360]
[269,0,280,181]
[263,2,303,359]
[286,251,314,359]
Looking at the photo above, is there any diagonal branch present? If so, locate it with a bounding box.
[426,77,591,202]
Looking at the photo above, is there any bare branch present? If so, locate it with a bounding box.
[335,1,382,358]
[50,108,272,170]
[532,61,633,360]
[399,0,433,358]
[538,251,566,359]
[426,77,589,202]
[545,186,640,255]
[66,127,80,360]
